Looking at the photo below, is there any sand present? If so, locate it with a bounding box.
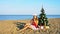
[0,18,60,34]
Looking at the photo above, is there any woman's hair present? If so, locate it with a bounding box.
[33,15,38,20]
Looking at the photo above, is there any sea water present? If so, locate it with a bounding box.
[0,15,60,20]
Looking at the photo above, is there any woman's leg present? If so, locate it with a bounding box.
[19,23,31,32]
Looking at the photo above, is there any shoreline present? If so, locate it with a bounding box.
[0,18,60,20]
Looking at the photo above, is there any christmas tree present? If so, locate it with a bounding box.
[38,7,48,26]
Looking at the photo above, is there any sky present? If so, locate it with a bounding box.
[0,0,60,15]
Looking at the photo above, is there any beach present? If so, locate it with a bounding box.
[0,18,60,34]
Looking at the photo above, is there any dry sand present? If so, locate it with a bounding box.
[0,18,60,34]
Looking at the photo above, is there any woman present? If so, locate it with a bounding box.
[19,14,39,32]
[30,15,39,30]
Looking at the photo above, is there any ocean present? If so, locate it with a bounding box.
[0,15,60,20]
